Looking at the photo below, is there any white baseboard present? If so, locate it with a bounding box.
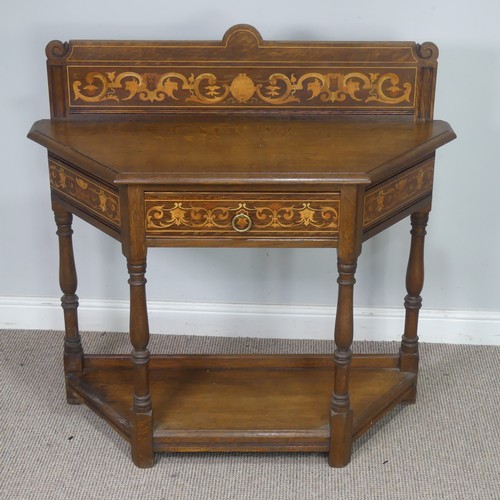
[1,296,499,345]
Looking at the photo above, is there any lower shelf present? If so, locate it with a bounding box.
[67,354,416,453]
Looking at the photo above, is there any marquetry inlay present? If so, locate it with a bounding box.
[49,159,120,226]
[144,193,340,236]
[363,160,434,227]
[68,67,415,109]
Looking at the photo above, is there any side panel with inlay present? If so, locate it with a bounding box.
[49,157,121,230]
[363,157,434,231]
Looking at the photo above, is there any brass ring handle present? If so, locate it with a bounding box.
[232,213,252,233]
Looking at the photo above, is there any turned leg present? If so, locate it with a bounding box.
[329,257,357,467]
[53,202,83,404]
[127,256,154,468]
[400,209,429,399]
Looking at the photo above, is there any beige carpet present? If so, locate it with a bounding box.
[1,330,499,500]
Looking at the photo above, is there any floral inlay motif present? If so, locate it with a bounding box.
[145,199,340,234]
[70,68,414,107]
[363,162,434,227]
[49,160,120,226]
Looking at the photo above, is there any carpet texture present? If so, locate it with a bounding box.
[1,330,499,500]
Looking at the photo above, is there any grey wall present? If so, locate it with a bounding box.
[2,0,499,323]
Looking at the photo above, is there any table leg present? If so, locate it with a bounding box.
[328,185,362,467]
[399,209,430,400]
[127,255,154,468]
[53,201,83,404]
[329,256,357,467]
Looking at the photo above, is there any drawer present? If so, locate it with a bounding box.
[49,157,120,229]
[144,192,340,239]
[363,157,434,229]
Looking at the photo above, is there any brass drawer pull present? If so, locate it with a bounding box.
[232,213,252,233]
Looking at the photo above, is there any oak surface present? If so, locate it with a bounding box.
[68,354,415,451]
[29,117,454,186]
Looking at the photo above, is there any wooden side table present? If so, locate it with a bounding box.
[28,25,456,468]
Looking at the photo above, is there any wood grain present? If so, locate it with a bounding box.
[29,118,454,187]
[67,354,415,451]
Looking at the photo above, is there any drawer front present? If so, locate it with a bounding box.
[145,192,340,239]
[49,157,120,229]
[363,157,434,229]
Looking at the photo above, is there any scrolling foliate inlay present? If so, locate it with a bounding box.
[363,161,434,227]
[145,198,340,235]
[69,67,415,108]
[49,160,120,226]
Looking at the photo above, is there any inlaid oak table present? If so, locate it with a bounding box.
[28,25,456,468]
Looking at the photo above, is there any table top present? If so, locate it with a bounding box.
[29,117,455,188]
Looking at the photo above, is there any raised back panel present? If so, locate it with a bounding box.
[46,25,438,120]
